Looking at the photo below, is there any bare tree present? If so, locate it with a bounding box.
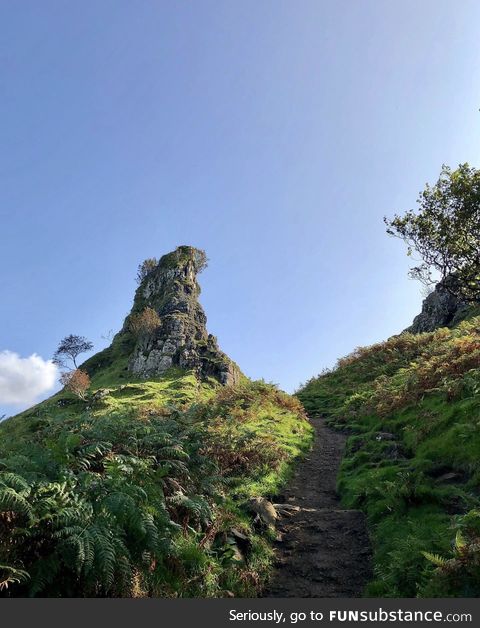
[53,334,93,370]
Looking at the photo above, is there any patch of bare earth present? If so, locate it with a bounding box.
[263,418,372,598]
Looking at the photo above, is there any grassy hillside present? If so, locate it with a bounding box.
[298,314,480,597]
[0,360,312,597]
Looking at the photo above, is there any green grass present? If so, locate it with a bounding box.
[0,364,312,598]
[297,314,480,597]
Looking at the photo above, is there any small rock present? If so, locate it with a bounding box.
[349,438,365,453]
[229,528,252,553]
[92,388,111,402]
[230,527,249,541]
[248,497,278,527]
[273,504,301,517]
[375,432,396,441]
[436,472,462,484]
[57,398,74,407]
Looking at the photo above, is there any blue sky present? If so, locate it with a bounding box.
[1,0,480,417]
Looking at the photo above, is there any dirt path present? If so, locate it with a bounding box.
[263,417,372,598]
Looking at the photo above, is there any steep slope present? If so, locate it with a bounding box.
[298,305,480,597]
[0,247,312,598]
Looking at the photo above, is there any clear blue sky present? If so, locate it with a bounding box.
[1,0,480,417]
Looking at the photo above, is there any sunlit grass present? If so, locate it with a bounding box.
[297,312,480,597]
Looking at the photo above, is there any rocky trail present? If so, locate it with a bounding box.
[263,417,372,598]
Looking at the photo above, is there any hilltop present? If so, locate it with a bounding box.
[0,246,312,597]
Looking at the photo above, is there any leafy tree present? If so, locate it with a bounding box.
[60,369,91,400]
[136,258,158,285]
[385,163,480,302]
[128,307,161,337]
[53,334,93,370]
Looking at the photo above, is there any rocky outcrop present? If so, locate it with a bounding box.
[123,246,240,385]
[406,279,468,334]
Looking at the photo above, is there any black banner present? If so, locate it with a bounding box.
[1,598,478,628]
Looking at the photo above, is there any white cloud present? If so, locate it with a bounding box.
[0,351,58,405]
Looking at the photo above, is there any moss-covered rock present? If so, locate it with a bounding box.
[119,246,240,384]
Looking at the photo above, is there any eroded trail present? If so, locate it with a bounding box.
[263,417,372,598]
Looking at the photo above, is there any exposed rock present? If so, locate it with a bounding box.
[406,278,468,334]
[230,527,249,542]
[375,432,396,441]
[273,503,301,517]
[435,472,463,484]
[92,388,111,402]
[227,529,251,558]
[119,246,240,385]
[248,497,278,527]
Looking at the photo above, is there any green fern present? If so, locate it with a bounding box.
[0,565,29,591]
[422,551,448,567]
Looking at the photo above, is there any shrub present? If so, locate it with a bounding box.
[201,431,286,476]
[129,307,161,337]
[136,258,158,284]
[60,369,91,400]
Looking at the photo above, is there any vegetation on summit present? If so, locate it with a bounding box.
[385,163,480,303]
[136,258,158,285]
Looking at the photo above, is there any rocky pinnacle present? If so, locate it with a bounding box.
[124,246,240,385]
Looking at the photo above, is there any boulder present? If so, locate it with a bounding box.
[406,278,468,334]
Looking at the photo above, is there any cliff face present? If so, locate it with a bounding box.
[123,246,240,385]
[406,279,468,334]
